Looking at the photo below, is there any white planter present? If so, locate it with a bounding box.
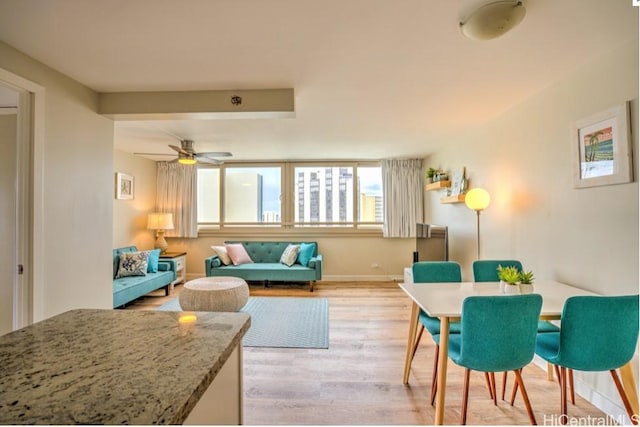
[502,282,520,294]
[519,283,534,294]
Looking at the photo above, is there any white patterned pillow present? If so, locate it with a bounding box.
[280,244,300,267]
[116,251,150,278]
[211,245,232,265]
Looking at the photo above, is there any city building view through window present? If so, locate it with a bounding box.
[197,163,382,227]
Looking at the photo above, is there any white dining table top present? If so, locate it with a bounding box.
[399,280,599,318]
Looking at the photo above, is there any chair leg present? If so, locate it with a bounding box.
[610,369,638,425]
[560,367,568,425]
[461,368,471,425]
[430,344,439,406]
[502,371,508,400]
[510,368,521,406]
[411,325,425,361]
[484,373,494,400]
[490,372,497,406]
[568,369,575,405]
[514,369,537,425]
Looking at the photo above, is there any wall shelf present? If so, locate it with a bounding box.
[440,195,466,204]
[425,180,450,191]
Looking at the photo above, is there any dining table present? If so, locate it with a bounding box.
[399,280,639,425]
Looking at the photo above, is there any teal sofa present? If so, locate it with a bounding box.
[113,246,177,308]
[204,241,322,291]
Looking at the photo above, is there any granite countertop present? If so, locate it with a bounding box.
[0,308,250,425]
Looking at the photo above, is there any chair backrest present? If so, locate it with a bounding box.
[457,294,543,372]
[412,261,461,283]
[473,260,523,282]
[556,295,639,371]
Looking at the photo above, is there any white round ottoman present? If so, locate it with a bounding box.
[179,277,249,312]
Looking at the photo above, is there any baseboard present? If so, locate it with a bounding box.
[184,274,403,282]
[532,356,631,424]
[322,274,403,282]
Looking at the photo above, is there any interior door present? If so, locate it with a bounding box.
[0,83,18,335]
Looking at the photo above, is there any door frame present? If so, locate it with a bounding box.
[0,67,45,327]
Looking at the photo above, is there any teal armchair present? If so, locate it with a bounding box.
[534,295,639,424]
[473,259,560,400]
[410,261,462,405]
[448,294,542,425]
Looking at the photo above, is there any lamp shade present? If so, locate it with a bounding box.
[147,213,174,230]
[465,188,491,211]
[460,0,526,41]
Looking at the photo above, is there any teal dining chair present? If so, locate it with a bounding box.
[473,259,561,400]
[448,294,542,425]
[534,295,639,425]
[411,261,464,405]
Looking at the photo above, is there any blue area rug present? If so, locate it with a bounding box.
[157,296,329,349]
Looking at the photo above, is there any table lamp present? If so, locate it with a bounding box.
[147,213,174,254]
[465,188,490,259]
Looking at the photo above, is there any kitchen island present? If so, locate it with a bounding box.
[0,308,250,424]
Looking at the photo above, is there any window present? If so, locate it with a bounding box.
[357,166,383,224]
[197,168,220,224]
[294,166,354,225]
[224,166,281,224]
[196,162,382,231]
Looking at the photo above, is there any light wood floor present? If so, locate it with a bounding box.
[126,282,612,425]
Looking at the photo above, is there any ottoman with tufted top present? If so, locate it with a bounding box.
[179,276,249,312]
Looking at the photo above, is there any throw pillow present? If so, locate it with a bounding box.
[147,249,161,273]
[280,244,300,267]
[296,242,316,267]
[225,243,254,266]
[211,245,232,265]
[116,251,149,278]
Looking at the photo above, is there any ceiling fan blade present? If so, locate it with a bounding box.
[196,151,233,158]
[134,152,176,156]
[195,156,222,165]
[169,144,189,155]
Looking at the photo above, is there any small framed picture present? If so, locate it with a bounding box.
[572,103,632,189]
[116,172,134,200]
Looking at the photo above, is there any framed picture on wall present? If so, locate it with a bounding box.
[116,172,134,200]
[572,102,632,189]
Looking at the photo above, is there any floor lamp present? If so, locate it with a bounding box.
[464,188,490,259]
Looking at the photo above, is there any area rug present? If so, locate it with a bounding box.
[157,296,329,349]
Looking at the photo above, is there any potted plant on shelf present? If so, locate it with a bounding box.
[426,167,438,183]
[497,265,521,294]
[519,270,535,293]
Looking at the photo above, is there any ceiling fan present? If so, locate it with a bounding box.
[135,139,232,165]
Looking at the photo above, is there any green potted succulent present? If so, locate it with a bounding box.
[426,167,439,183]
[497,265,521,294]
[519,270,535,293]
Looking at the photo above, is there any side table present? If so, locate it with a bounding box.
[159,251,187,290]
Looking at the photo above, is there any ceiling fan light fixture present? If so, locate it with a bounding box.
[178,153,197,165]
[460,0,526,41]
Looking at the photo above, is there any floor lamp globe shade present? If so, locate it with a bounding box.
[465,188,491,211]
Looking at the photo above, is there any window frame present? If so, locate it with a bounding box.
[197,160,383,237]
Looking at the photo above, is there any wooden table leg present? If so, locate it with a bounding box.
[547,362,554,381]
[620,362,639,417]
[434,317,450,425]
[402,301,420,385]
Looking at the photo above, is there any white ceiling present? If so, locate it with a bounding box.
[0,0,637,161]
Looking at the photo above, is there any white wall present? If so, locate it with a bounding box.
[0,41,114,317]
[113,149,158,249]
[425,38,638,420]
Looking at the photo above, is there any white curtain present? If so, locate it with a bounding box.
[382,159,423,238]
[156,162,198,238]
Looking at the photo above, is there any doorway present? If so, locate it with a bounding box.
[0,70,40,333]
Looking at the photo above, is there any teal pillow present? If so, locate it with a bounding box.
[147,249,161,273]
[297,243,315,267]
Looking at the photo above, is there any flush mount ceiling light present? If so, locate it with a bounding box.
[460,0,526,41]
